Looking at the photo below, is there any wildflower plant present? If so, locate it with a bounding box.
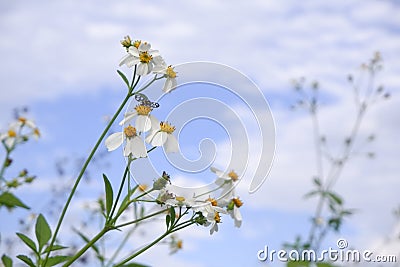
[1,35,268,267]
[0,114,40,211]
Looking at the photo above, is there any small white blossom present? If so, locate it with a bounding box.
[119,42,163,76]
[105,125,147,158]
[119,105,159,133]
[154,65,178,93]
[146,121,178,153]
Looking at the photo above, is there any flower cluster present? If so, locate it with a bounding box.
[119,35,178,93]
[154,167,244,235]
[105,36,180,157]
[0,117,40,151]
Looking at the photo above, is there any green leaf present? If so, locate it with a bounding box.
[117,70,130,89]
[44,255,69,267]
[42,244,68,254]
[35,214,52,252]
[328,192,343,205]
[0,192,29,209]
[166,214,171,229]
[103,174,114,218]
[169,207,176,226]
[16,233,37,253]
[1,254,12,267]
[304,190,319,199]
[120,263,150,267]
[72,228,101,257]
[16,255,35,267]
[313,177,321,187]
[316,263,338,267]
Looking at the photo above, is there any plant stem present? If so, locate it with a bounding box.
[115,231,171,267]
[44,91,133,265]
[63,227,109,267]
[109,159,132,221]
[115,208,168,228]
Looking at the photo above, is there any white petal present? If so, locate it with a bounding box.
[119,111,137,126]
[145,130,157,144]
[137,63,150,76]
[105,132,124,151]
[5,137,15,148]
[25,120,36,129]
[149,115,160,131]
[131,136,148,158]
[164,134,179,153]
[149,49,160,57]
[128,46,140,57]
[152,56,166,67]
[150,131,167,147]
[136,115,152,132]
[233,207,242,227]
[210,167,225,177]
[138,42,151,52]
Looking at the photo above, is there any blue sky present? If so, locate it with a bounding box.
[1,1,400,266]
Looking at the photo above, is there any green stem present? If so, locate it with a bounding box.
[114,230,171,267]
[44,91,133,265]
[109,159,132,221]
[115,208,168,228]
[63,227,109,267]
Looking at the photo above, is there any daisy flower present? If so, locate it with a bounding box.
[119,105,159,133]
[227,197,243,228]
[146,121,179,153]
[105,125,147,158]
[154,65,178,93]
[119,41,163,76]
[210,167,240,198]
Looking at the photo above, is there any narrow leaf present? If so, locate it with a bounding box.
[304,190,319,199]
[16,233,37,253]
[328,192,343,205]
[16,255,35,267]
[42,244,68,254]
[1,254,12,267]
[103,174,114,218]
[44,255,69,267]
[72,228,101,256]
[35,214,52,252]
[0,192,29,209]
[287,261,310,267]
[166,214,171,229]
[117,70,130,88]
[169,207,176,226]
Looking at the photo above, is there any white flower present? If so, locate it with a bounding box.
[0,127,19,149]
[210,167,240,199]
[228,198,243,228]
[119,41,162,76]
[146,121,179,153]
[119,105,159,133]
[105,125,147,158]
[154,65,178,93]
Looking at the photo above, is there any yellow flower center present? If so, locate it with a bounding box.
[177,240,183,249]
[166,66,177,78]
[207,198,218,206]
[123,126,137,138]
[232,197,243,208]
[214,212,221,223]
[8,130,17,137]
[139,51,152,63]
[18,117,27,124]
[34,128,41,137]
[160,122,175,134]
[135,105,152,115]
[175,196,185,202]
[138,184,148,192]
[228,171,239,181]
[133,40,141,49]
